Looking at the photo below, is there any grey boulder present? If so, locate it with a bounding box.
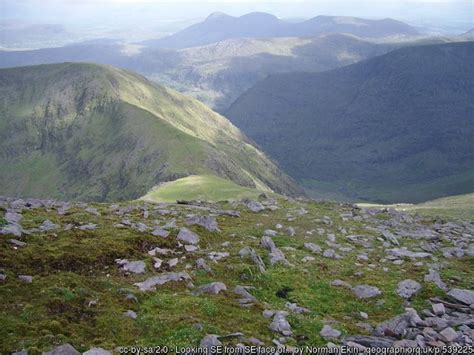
[83,348,112,355]
[194,282,227,295]
[447,288,474,306]
[134,272,191,291]
[42,344,80,355]
[396,279,422,300]
[320,325,341,339]
[352,285,382,299]
[177,227,200,245]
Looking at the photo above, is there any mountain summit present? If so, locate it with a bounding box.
[144,12,419,48]
[226,42,474,203]
[0,63,301,201]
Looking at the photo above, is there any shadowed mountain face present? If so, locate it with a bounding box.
[226,42,474,203]
[143,12,419,49]
[0,63,301,201]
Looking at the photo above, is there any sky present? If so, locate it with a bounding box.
[1,0,472,33]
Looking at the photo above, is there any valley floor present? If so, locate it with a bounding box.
[0,195,473,353]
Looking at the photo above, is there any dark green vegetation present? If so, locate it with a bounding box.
[143,12,419,49]
[226,42,474,203]
[1,196,472,353]
[0,63,301,201]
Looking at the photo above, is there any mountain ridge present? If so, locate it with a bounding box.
[0,62,302,201]
[226,42,474,203]
[143,12,419,48]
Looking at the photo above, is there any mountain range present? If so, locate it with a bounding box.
[0,63,300,201]
[1,33,462,111]
[143,12,419,48]
[226,42,474,203]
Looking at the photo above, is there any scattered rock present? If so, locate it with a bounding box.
[246,200,265,213]
[148,247,173,256]
[304,242,322,254]
[200,334,222,347]
[352,285,381,299]
[286,302,310,314]
[79,223,97,230]
[42,344,80,355]
[83,348,112,355]
[234,285,257,306]
[381,230,399,246]
[386,248,431,259]
[9,239,26,247]
[196,258,212,272]
[124,310,137,319]
[184,245,199,252]
[167,258,179,268]
[269,311,292,336]
[439,327,459,342]
[432,303,446,316]
[208,251,229,262]
[332,280,352,289]
[447,288,474,306]
[320,325,341,339]
[0,224,23,237]
[117,260,146,274]
[152,227,169,238]
[194,282,227,295]
[261,236,276,250]
[134,272,191,291]
[186,215,219,232]
[18,275,32,283]
[177,227,200,245]
[396,279,422,300]
[424,269,448,291]
[344,336,394,348]
[39,219,59,232]
[239,246,266,273]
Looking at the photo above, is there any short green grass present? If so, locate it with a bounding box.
[0,197,471,352]
[359,192,474,221]
[140,175,264,203]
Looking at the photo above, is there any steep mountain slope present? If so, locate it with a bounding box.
[143,12,419,49]
[226,42,474,203]
[0,63,301,201]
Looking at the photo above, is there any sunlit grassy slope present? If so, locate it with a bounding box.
[141,175,266,203]
[359,193,474,221]
[0,63,301,201]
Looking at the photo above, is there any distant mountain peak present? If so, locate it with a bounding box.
[206,12,231,21]
[240,12,279,20]
[144,12,419,49]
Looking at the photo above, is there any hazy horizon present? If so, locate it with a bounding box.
[1,1,472,37]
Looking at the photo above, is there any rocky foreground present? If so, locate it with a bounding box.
[0,195,473,353]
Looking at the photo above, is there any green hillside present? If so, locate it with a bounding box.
[226,42,474,203]
[141,175,266,203]
[0,63,301,201]
[359,193,474,221]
